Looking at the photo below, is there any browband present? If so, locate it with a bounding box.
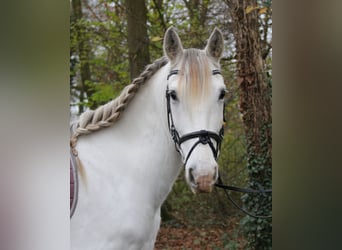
[167,69,221,80]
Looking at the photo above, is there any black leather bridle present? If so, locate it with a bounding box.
[165,69,224,167]
[165,69,272,219]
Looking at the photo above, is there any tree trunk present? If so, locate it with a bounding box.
[71,0,94,112]
[225,0,272,249]
[125,0,150,80]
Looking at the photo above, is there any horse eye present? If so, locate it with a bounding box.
[219,89,226,100]
[170,90,178,101]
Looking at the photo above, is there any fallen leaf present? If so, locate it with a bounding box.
[259,7,268,14]
[246,5,257,14]
[151,36,163,42]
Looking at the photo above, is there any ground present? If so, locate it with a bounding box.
[155,217,246,250]
[153,178,248,249]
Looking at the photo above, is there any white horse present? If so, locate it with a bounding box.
[70,27,226,250]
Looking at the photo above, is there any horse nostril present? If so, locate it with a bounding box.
[213,166,218,181]
[189,168,195,184]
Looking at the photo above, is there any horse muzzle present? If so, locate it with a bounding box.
[188,166,218,193]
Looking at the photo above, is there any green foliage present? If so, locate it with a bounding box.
[71,1,272,248]
[71,0,237,111]
[84,81,115,107]
[70,1,129,111]
[240,80,272,249]
[238,160,271,245]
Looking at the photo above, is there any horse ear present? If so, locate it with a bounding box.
[205,27,224,62]
[163,27,183,63]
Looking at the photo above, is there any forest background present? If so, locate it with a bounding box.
[2,0,341,250]
[70,0,272,249]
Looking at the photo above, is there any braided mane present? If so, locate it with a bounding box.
[70,56,168,155]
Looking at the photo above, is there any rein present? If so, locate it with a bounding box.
[166,69,272,219]
[215,176,272,219]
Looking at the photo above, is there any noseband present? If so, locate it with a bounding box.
[166,69,224,166]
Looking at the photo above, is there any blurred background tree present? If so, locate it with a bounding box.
[70,0,272,248]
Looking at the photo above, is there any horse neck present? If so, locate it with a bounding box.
[98,63,181,205]
[123,63,181,200]
[124,64,171,144]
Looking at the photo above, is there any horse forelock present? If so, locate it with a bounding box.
[177,49,214,106]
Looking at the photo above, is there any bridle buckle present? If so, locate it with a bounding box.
[198,131,210,144]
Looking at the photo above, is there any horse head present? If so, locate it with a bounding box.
[164,27,226,193]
